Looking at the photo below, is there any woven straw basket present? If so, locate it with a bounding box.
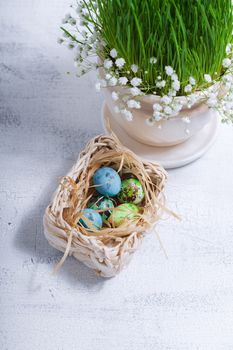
[43,134,167,277]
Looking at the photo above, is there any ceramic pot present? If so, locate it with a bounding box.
[102,86,217,147]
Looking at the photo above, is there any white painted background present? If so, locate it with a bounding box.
[1,1,233,349]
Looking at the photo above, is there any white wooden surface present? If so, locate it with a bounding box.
[1,1,233,349]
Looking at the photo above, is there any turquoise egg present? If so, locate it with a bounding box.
[118,178,145,204]
[88,196,115,221]
[78,208,102,230]
[93,167,121,197]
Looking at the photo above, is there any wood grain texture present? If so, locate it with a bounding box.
[0,1,233,349]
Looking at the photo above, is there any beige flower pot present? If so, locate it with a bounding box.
[102,86,217,147]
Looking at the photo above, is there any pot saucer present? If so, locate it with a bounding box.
[101,102,219,169]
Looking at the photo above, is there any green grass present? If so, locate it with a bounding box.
[83,0,233,95]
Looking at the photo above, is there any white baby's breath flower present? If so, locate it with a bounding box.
[153,111,162,121]
[226,43,232,54]
[111,91,119,101]
[222,58,231,68]
[150,57,157,64]
[187,93,198,107]
[204,74,212,83]
[168,89,177,97]
[173,103,183,113]
[172,80,180,91]
[171,73,178,81]
[207,94,218,107]
[165,66,174,76]
[127,100,141,109]
[225,101,233,110]
[105,74,111,80]
[118,77,128,85]
[82,8,89,16]
[134,101,141,109]
[130,77,142,87]
[131,64,139,73]
[104,59,113,69]
[222,74,233,84]
[115,58,125,68]
[161,95,172,105]
[108,77,117,86]
[156,80,166,88]
[121,109,133,121]
[189,76,196,85]
[153,103,162,112]
[208,98,218,108]
[130,87,142,96]
[184,84,192,93]
[164,106,172,115]
[110,48,117,58]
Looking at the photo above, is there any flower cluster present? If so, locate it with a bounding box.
[58,1,102,77]
[59,1,233,125]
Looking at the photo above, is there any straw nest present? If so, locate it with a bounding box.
[43,134,167,277]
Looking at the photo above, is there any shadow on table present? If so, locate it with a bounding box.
[14,166,108,292]
[13,113,107,291]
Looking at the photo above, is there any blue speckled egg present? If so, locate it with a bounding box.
[93,167,121,197]
[88,196,115,221]
[78,208,102,230]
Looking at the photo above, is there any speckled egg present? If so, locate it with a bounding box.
[78,208,102,230]
[88,196,115,221]
[108,203,139,227]
[93,167,121,197]
[118,178,145,204]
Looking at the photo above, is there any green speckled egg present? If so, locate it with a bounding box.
[118,178,145,204]
[88,196,115,221]
[108,203,139,227]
